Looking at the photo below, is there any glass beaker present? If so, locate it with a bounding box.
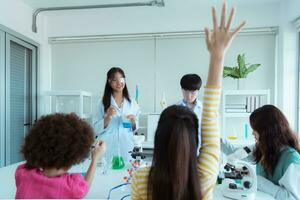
[111,116,125,170]
[122,115,132,129]
[112,156,125,169]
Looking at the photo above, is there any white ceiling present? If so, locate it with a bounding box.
[23,0,281,9]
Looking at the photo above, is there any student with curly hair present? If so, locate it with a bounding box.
[15,113,106,199]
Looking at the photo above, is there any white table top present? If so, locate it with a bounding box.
[0,160,274,200]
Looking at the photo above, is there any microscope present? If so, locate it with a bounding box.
[219,147,257,200]
[124,133,149,183]
[129,133,146,161]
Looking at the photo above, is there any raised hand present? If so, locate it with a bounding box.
[205,2,246,87]
[204,2,246,55]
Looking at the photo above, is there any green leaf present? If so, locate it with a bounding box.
[237,54,247,78]
[245,64,261,77]
[223,66,240,78]
[223,66,234,78]
[223,54,261,79]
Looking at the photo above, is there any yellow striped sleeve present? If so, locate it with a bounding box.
[198,86,221,199]
[131,167,150,200]
[204,85,221,89]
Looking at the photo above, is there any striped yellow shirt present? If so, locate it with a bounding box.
[131,86,221,200]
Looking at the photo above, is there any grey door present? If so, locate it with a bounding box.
[5,34,37,166]
[0,30,5,167]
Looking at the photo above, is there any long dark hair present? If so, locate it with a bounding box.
[148,105,201,200]
[102,67,131,112]
[250,105,300,176]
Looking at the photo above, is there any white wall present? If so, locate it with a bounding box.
[45,1,280,37]
[51,39,156,113]
[39,18,52,116]
[276,0,300,130]
[51,33,276,116]
[287,0,300,132]
[46,0,280,112]
[0,0,43,42]
[0,0,51,116]
[46,1,282,133]
[5,0,299,130]
[287,0,300,21]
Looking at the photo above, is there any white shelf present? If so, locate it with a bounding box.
[222,89,270,143]
[46,90,92,96]
[46,90,93,120]
[223,90,270,96]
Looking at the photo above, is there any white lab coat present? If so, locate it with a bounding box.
[221,139,300,200]
[94,96,140,162]
[177,99,202,148]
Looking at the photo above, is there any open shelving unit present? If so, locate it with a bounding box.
[221,90,270,146]
[46,90,93,123]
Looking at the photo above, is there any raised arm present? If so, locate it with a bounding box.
[198,2,246,199]
[205,3,246,87]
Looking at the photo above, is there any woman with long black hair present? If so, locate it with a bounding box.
[94,67,140,162]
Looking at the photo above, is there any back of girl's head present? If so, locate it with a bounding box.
[250,105,300,175]
[102,67,130,112]
[22,113,94,169]
[180,74,202,91]
[148,105,201,200]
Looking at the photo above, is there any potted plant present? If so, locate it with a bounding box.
[223,54,261,89]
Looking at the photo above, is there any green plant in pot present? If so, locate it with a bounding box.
[223,54,261,89]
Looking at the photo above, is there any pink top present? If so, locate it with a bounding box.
[15,163,88,199]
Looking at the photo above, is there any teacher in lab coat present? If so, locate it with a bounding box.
[94,67,140,162]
